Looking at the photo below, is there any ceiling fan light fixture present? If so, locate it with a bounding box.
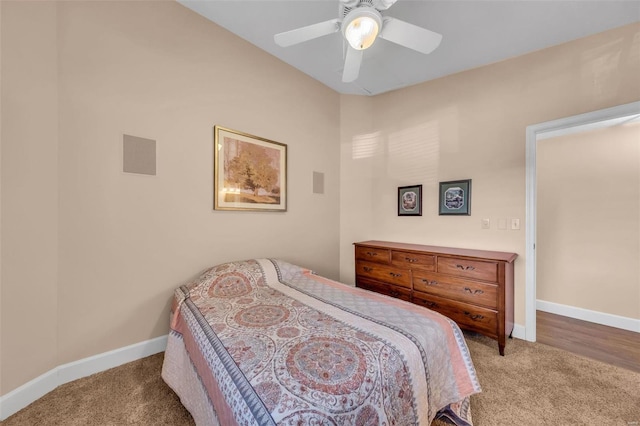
[343,8,382,50]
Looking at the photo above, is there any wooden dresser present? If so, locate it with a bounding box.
[354,240,517,355]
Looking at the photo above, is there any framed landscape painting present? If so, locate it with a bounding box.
[214,126,287,211]
[439,179,471,215]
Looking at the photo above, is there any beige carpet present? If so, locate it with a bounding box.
[2,332,639,425]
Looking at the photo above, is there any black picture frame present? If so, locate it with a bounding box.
[439,179,471,215]
[398,185,422,216]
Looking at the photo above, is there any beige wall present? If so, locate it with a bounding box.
[1,1,60,395]
[537,123,640,319]
[339,23,640,328]
[1,1,340,395]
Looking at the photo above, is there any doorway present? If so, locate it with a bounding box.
[524,100,640,342]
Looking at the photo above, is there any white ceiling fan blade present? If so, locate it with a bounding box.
[379,17,442,55]
[342,46,363,83]
[274,19,340,47]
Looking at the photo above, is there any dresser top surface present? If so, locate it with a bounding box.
[355,240,518,263]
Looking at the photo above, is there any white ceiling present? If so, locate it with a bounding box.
[178,0,640,96]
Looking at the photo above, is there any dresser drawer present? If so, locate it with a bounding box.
[355,261,411,288]
[391,251,435,271]
[437,257,498,282]
[355,246,391,264]
[356,278,412,302]
[413,293,498,337]
[413,271,498,309]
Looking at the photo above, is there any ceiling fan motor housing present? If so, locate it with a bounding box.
[341,0,397,12]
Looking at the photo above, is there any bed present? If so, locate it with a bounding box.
[161,258,481,425]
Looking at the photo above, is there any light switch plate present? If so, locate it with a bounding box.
[511,218,520,230]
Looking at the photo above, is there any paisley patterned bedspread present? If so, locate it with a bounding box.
[164,259,481,425]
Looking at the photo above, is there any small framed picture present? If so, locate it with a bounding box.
[398,185,422,216]
[439,179,471,215]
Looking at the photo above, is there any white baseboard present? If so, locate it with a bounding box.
[511,323,526,340]
[537,300,640,333]
[0,335,168,421]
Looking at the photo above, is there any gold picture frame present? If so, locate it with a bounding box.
[214,126,287,211]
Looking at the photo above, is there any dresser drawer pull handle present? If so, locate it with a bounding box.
[390,290,400,297]
[464,287,484,295]
[405,257,418,263]
[456,264,476,271]
[424,301,438,308]
[365,251,378,257]
[363,266,373,272]
[389,272,402,278]
[463,311,485,321]
[420,279,438,286]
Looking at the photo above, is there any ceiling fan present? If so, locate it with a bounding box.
[274,0,442,83]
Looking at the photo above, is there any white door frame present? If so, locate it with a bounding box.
[524,100,640,342]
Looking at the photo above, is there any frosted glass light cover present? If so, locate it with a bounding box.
[345,16,379,50]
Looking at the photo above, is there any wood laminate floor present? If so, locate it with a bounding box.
[536,310,640,373]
